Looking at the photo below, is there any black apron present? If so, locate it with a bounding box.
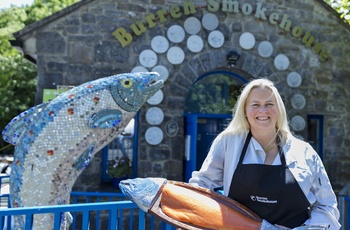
[228,132,310,228]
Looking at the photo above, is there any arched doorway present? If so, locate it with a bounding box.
[183,70,247,182]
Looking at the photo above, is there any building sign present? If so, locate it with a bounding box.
[112,1,329,61]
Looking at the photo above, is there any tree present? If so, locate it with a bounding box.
[0,0,80,153]
[324,0,350,25]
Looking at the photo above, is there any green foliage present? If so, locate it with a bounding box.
[25,0,80,24]
[324,0,350,24]
[0,8,27,38]
[185,74,242,114]
[107,156,133,179]
[0,7,36,152]
[0,0,79,152]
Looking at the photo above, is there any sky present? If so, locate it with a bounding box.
[0,0,34,9]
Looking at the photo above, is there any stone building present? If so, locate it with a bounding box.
[11,0,350,193]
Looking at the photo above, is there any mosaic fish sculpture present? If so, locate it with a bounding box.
[119,178,328,230]
[2,72,163,230]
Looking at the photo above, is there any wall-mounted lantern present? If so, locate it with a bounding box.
[227,50,240,68]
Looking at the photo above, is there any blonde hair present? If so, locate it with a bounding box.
[220,78,291,143]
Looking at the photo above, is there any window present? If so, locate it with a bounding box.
[307,115,324,159]
[101,119,136,182]
[184,71,244,114]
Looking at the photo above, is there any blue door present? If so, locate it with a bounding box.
[184,114,232,181]
[184,71,247,182]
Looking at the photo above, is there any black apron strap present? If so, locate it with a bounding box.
[238,131,252,164]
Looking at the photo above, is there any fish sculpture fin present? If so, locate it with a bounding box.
[72,142,96,171]
[88,109,123,128]
[1,102,48,145]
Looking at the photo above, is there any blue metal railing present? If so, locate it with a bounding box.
[0,174,349,230]
[0,200,143,230]
[0,175,175,230]
[70,191,143,229]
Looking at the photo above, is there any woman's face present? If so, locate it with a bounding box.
[245,87,279,134]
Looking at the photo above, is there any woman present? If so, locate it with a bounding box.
[189,78,340,229]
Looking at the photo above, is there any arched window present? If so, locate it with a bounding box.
[185,70,246,114]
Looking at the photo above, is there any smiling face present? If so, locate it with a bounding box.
[245,87,279,135]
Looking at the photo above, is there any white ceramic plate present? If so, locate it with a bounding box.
[139,49,158,68]
[274,54,290,71]
[131,66,148,73]
[287,72,302,88]
[258,41,273,58]
[152,65,169,82]
[239,32,256,50]
[208,30,224,48]
[291,94,306,110]
[145,127,164,145]
[167,25,185,43]
[146,107,164,125]
[151,35,169,54]
[187,35,204,53]
[291,115,306,131]
[184,17,201,35]
[167,46,185,65]
[202,13,219,31]
[147,90,164,105]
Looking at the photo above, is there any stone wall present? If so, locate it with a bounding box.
[16,0,350,192]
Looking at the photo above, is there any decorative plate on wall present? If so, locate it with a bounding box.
[208,30,224,48]
[145,107,164,125]
[184,17,202,35]
[291,94,306,110]
[167,46,185,65]
[274,54,290,71]
[202,13,219,31]
[139,49,158,68]
[131,66,148,73]
[258,41,273,58]
[151,35,169,54]
[147,90,164,105]
[152,65,169,82]
[291,115,306,131]
[287,72,302,88]
[239,32,256,50]
[145,126,164,145]
[166,120,179,137]
[187,35,204,53]
[167,25,185,43]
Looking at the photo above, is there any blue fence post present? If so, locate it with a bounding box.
[0,179,176,230]
[138,210,145,230]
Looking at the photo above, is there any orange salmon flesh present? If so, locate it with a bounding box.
[160,184,262,230]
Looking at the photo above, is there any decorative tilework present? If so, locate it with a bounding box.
[1,72,163,229]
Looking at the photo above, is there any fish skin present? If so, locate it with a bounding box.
[119,178,327,230]
[119,177,167,212]
[2,72,163,229]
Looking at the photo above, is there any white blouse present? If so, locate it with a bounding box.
[189,132,341,230]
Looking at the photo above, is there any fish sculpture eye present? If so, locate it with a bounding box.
[122,79,133,88]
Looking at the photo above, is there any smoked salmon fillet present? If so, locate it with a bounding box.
[119,178,295,230]
[161,183,261,230]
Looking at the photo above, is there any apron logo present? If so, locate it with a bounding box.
[250,195,277,204]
